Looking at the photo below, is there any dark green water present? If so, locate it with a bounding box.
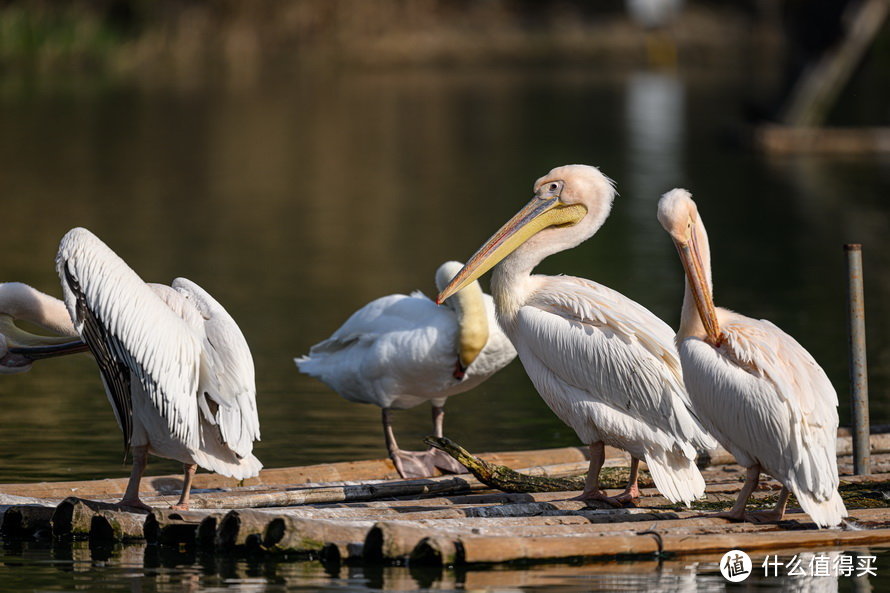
[1,67,888,483]
[1,541,888,592]
[0,64,889,591]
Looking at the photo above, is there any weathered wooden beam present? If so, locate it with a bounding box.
[215,509,269,549]
[2,431,887,503]
[188,475,480,509]
[89,510,145,542]
[364,512,796,562]
[1,505,55,539]
[781,0,889,127]
[412,526,890,565]
[320,541,365,564]
[51,497,148,539]
[755,126,890,155]
[144,509,224,545]
[0,446,591,500]
[261,516,373,554]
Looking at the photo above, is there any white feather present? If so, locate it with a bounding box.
[56,227,262,480]
[509,275,715,505]
[297,267,516,412]
[680,310,846,526]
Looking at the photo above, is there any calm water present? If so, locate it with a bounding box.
[0,64,889,591]
[1,541,888,592]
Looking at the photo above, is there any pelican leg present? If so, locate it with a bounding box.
[426,404,467,475]
[570,442,622,507]
[383,408,433,479]
[118,445,152,511]
[709,464,761,522]
[382,407,465,479]
[747,486,790,523]
[432,404,446,438]
[171,463,197,510]
[607,457,641,506]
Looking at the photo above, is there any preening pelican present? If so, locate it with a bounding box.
[657,189,847,526]
[56,227,262,510]
[0,283,89,373]
[439,165,715,506]
[297,261,516,478]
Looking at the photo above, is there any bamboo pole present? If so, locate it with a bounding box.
[187,458,594,510]
[846,244,871,475]
[144,509,225,545]
[188,475,479,509]
[89,510,146,542]
[261,516,374,554]
[413,526,890,565]
[215,509,270,549]
[364,512,795,562]
[1,505,55,538]
[0,445,590,500]
[51,497,148,539]
[320,541,365,564]
[198,514,223,548]
[2,432,887,503]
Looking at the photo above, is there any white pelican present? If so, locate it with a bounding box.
[657,189,847,526]
[0,283,89,373]
[54,227,262,510]
[297,261,516,479]
[438,165,715,506]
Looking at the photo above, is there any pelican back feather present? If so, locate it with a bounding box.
[56,228,202,453]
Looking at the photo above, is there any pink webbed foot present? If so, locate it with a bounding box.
[568,490,625,508]
[116,498,153,512]
[392,449,467,479]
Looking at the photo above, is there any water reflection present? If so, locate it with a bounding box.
[0,66,888,484]
[2,540,887,592]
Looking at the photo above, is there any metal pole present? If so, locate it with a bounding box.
[845,244,870,475]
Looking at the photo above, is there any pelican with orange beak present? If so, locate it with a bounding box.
[438,165,715,506]
[658,188,847,526]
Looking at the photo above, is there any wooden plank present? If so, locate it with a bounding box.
[0,505,55,538]
[261,516,375,554]
[2,431,887,502]
[89,510,145,542]
[415,526,890,565]
[781,0,889,127]
[184,459,593,509]
[51,497,148,539]
[144,509,226,545]
[755,126,890,155]
[366,507,890,561]
[0,446,590,500]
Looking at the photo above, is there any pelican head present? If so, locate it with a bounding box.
[0,283,89,374]
[435,261,489,370]
[0,314,87,373]
[437,164,616,303]
[657,189,720,344]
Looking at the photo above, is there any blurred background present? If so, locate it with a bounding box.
[0,0,888,483]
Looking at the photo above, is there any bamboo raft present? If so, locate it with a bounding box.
[3,431,890,566]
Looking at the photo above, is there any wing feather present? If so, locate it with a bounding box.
[297,292,469,409]
[519,276,714,452]
[171,278,259,458]
[64,262,133,452]
[57,228,202,452]
[679,311,840,500]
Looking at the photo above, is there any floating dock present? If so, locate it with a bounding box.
[2,432,890,565]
